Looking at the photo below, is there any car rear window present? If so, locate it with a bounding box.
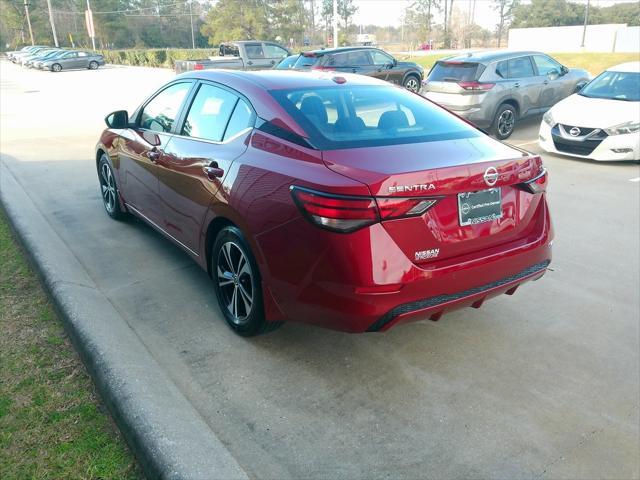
[428,61,481,82]
[270,85,480,150]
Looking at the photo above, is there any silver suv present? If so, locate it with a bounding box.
[422,51,590,139]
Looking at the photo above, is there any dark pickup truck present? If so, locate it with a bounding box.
[175,41,291,73]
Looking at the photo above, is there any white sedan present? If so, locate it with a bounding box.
[539,61,639,161]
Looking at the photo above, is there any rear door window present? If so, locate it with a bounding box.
[181,84,238,142]
[496,61,508,79]
[428,62,480,82]
[507,56,535,78]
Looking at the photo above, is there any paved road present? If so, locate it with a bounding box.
[2,60,638,479]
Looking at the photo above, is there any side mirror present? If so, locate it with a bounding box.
[547,69,560,81]
[561,65,569,75]
[575,81,588,93]
[105,110,129,129]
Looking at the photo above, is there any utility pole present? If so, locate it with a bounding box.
[581,0,590,48]
[86,0,96,51]
[188,0,195,49]
[333,0,338,48]
[46,0,59,47]
[24,1,34,45]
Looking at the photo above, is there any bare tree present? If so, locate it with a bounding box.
[494,0,518,48]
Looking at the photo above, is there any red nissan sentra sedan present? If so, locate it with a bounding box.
[96,70,552,336]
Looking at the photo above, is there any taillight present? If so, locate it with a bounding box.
[376,197,438,220]
[458,81,495,91]
[291,186,439,233]
[193,63,204,70]
[518,169,548,194]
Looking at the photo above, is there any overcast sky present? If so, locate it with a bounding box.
[352,0,635,30]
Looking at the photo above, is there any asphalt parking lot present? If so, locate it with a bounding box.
[1,60,639,479]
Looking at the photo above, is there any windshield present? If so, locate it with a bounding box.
[428,61,481,82]
[275,55,299,70]
[580,70,640,102]
[270,85,480,150]
[293,54,320,69]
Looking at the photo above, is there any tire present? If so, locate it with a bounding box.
[492,103,517,140]
[89,61,98,70]
[211,226,283,336]
[51,63,62,72]
[403,74,421,93]
[98,154,126,220]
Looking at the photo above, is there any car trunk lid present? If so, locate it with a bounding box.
[322,137,546,265]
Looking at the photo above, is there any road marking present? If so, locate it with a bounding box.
[629,177,640,183]
[512,140,539,147]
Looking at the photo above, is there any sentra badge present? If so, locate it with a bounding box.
[389,184,435,194]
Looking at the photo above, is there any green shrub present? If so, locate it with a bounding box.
[99,48,215,68]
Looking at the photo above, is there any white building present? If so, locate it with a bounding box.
[508,24,639,52]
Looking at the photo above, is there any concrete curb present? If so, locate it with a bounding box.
[1,161,248,480]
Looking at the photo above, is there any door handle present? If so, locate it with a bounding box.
[203,161,224,180]
[147,149,161,162]
[247,61,253,66]
[352,68,357,73]
[270,60,275,65]
[514,82,520,88]
[543,80,549,85]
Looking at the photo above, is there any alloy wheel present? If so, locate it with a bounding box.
[52,63,61,72]
[100,162,116,213]
[217,241,254,325]
[498,109,515,137]
[405,77,420,92]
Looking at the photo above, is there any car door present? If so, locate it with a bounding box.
[118,81,193,226]
[73,51,87,68]
[59,51,77,69]
[369,49,394,82]
[506,56,540,117]
[532,54,566,108]
[262,43,290,68]
[158,82,254,252]
[243,43,271,69]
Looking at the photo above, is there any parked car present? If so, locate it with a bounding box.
[174,41,291,73]
[40,51,105,72]
[274,54,301,70]
[16,48,57,67]
[293,46,424,92]
[422,51,591,139]
[30,49,70,69]
[9,45,49,62]
[96,70,552,336]
[22,48,62,67]
[539,62,639,161]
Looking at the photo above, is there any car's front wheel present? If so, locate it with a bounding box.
[51,63,62,72]
[492,104,517,140]
[211,226,283,336]
[98,154,126,220]
[403,74,421,93]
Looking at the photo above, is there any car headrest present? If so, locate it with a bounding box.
[300,96,328,125]
[378,110,409,130]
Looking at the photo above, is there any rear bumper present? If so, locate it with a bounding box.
[368,259,549,332]
[261,197,553,333]
[421,91,493,128]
